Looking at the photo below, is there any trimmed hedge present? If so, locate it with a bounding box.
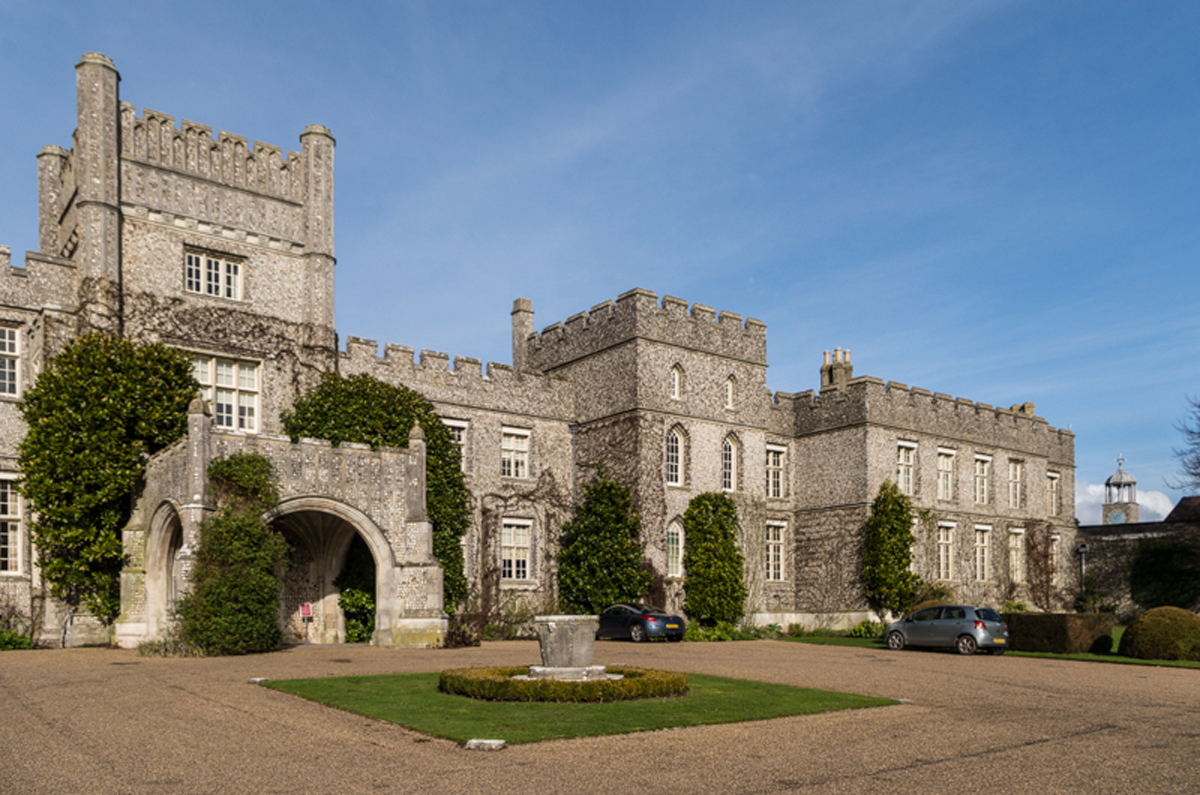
[1118,606,1200,661]
[438,666,688,702]
[1001,612,1116,654]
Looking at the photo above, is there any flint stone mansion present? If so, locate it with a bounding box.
[0,55,1076,647]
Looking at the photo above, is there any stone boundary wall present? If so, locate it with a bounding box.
[523,288,767,373]
[341,337,576,419]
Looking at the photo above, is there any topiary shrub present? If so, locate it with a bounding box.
[282,373,470,609]
[862,482,922,621]
[557,465,652,614]
[682,493,747,626]
[849,620,884,638]
[1002,612,1116,654]
[176,454,289,656]
[1118,606,1200,661]
[18,334,196,622]
[438,666,688,702]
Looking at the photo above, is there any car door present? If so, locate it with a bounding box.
[598,605,631,638]
[904,607,943,645]
[929,606,966,646]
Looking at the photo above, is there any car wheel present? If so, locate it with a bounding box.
[955,635,978,656]
[886,631,906,651]
[630,623,647,643]
[986,647,1005,656]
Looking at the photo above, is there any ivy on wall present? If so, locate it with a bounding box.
[281,373,471,609]
[557,465,652,614]
[17,334,196,622]
[177,453,289,655]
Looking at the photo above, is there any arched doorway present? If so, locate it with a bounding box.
[268,497,395,644]
[143,502,186,641]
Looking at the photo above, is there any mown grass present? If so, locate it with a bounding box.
[264,671,897,745]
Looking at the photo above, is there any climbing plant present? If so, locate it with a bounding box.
[17,334,196,622]
[176,453,289,655]
[281,373,471,608]
[557,465,652,614]
[861,481,923,620]
[682,492,748,626]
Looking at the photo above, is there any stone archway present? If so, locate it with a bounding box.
[268,496,397,644]
[142,501,186,642]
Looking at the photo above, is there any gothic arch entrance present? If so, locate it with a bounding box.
[143,501,185,642]
[268,497,396,644]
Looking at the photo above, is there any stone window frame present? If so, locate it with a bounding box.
[665,426,687,487]
[974,525,991,582]
[185,249,244,301]
[500,517,534,583]
[974,455,992,505]
[500,427,531,480]
[192,354,259,433]
[896,441,917,496]
[1008,527,1026,584]
[0,477,20,574]
[936,522,955,581]
[442,419,468,473]
[721,434,740,493]
[724,376,737,410]
[765,521,786,582]
[765,444,786,499]
[670,364,684,401]
[1008,459,1025,509]
[936,447,955,502]
[666,518,684,579]
[0,325,19,399]
[1047,472,1061,516]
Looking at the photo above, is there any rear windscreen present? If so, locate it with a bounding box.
[976,608,1002,622]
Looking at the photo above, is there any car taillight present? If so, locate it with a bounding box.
[974,620,985,630]
[642,616,660,622]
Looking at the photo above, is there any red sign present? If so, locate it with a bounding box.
[300,602,312,618]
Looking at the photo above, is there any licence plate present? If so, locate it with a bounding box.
[666,624,679,629]
[994,638,1005,644]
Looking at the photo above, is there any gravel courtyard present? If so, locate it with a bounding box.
[1,639,1196,794]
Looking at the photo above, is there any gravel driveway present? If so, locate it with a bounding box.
[1,640,1196,794]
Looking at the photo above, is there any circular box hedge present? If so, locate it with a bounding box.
[438,666,688,702]
[1118,606,1200,661]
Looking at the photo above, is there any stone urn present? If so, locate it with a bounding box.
[524,614,616,682]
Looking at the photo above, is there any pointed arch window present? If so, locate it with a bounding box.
[722,436,738,492]
[667,520,684,578]
[670,365,683,400]
[665,428,683,486]
[724,377,736,410]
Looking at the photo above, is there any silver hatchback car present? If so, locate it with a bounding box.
[886,605,1009,655]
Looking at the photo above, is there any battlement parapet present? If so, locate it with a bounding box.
[119,103,303,203]
[793,375,1074,460]
[523,288,767,372]
[340,337,575,419]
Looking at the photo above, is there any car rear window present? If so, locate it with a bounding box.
[976,608,1002,622]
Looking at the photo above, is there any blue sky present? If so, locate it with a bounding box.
[1,1,1197,521]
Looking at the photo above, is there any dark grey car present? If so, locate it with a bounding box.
[886,605,1009,655]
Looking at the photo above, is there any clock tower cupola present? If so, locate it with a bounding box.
[1102,455,1139,525]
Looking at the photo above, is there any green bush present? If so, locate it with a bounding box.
[682,493,747,626]
[848,620,884,639]
[1118,606,1200,661]
[438,666,688,702]
[0,629,33,650]
[557,466,652,614]
[1002,612,1116,653]
[176,454,289,656]
[862,482,922,620]
[18,334,196,621]
[282,373,470,608]
[338,588,375,643]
